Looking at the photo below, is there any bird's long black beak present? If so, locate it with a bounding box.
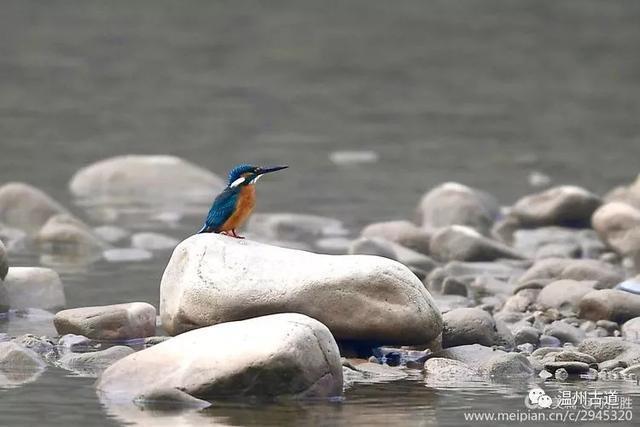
[257,165,288,175]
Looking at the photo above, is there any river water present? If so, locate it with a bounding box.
[1,1,640,426]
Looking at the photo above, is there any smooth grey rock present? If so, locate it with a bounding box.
[536,280,597,313]
[539,335,562,348]
[431,345,533,379]
[470,276,516,296]
[69,155,225,207]
[92,226,131,244]
[247,213,347,241]
[96,313,343,401]
[578,289,640,323]
[58,334,92,352]
[433,344,505,365]
[596,320,620,333]
[514,227,593,259]
[2,267,65,310]
[361,220,431,254]
[554,367,569,380]
[501,289,538,313]
[431,294,473,313]
[0,239,7,280]
[592,202,640,263]
[59,346,135,376]
[620,364,640,378]
[605,174,640,210]
[531,347,563,359]
[442,261,526,281]
[481,352,534,378]
[423,358,483,386]
[511,185,601,228]
[0,225,28,253]
[491,215,521,244]
[543,321,585,345]
[389,242,438,272]
[36,214,107,251]
[578,337,640,366]
[0,341,46,387]
[442,308,499,348]
[130,232,179,251]
[103,248,153,263]
[599,359,627,371]
[429,225,524,262]
[518,258,623,290]
[494,319,515,349]
[518,343,535,355]
[12,334,56,360]
[348,237,397,259]
[54,303,156,340]
[535,242,580,259]
[621,317,640,342]
[513,324,541,346]
[160,234,442,345]
[0,182,68,235]
[547,350,596,364]
[493,311,528,324]
[342,361,408,386]
[416,182,500,235]
[441,277,468,296]
[578,337,640,365]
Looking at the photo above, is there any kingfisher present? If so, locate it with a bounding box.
[197,164,288,238]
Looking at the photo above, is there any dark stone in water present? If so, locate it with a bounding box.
[539,335,562,348]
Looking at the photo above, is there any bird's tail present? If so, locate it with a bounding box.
[196,224,209,234]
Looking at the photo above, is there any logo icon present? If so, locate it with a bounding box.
[525,388,553,409]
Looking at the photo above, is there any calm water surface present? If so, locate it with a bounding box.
[1,1,640,426]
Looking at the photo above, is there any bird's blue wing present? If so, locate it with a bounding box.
[198,187,239,233]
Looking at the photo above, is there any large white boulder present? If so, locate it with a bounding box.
[70,155,224,202]
[69,155,225,223]
[160,234,442,344]
[96,313,343,402]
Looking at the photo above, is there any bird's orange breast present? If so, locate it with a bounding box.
[220,185,256,231]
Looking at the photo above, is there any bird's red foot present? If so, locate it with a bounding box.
[231,229,245,239]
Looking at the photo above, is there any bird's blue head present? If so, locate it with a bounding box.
[227,163,288,188]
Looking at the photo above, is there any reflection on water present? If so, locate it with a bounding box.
[99,378,640,427]
[1,0,640,426]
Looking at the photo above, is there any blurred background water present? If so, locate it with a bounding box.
[1,0,640,426]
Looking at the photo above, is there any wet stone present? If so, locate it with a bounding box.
[545,361,590,374]
[544,321,586,345]
[54,303,156,341]
[58,346,135,377]
[554,368,569,380]
[539,335,562,348]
